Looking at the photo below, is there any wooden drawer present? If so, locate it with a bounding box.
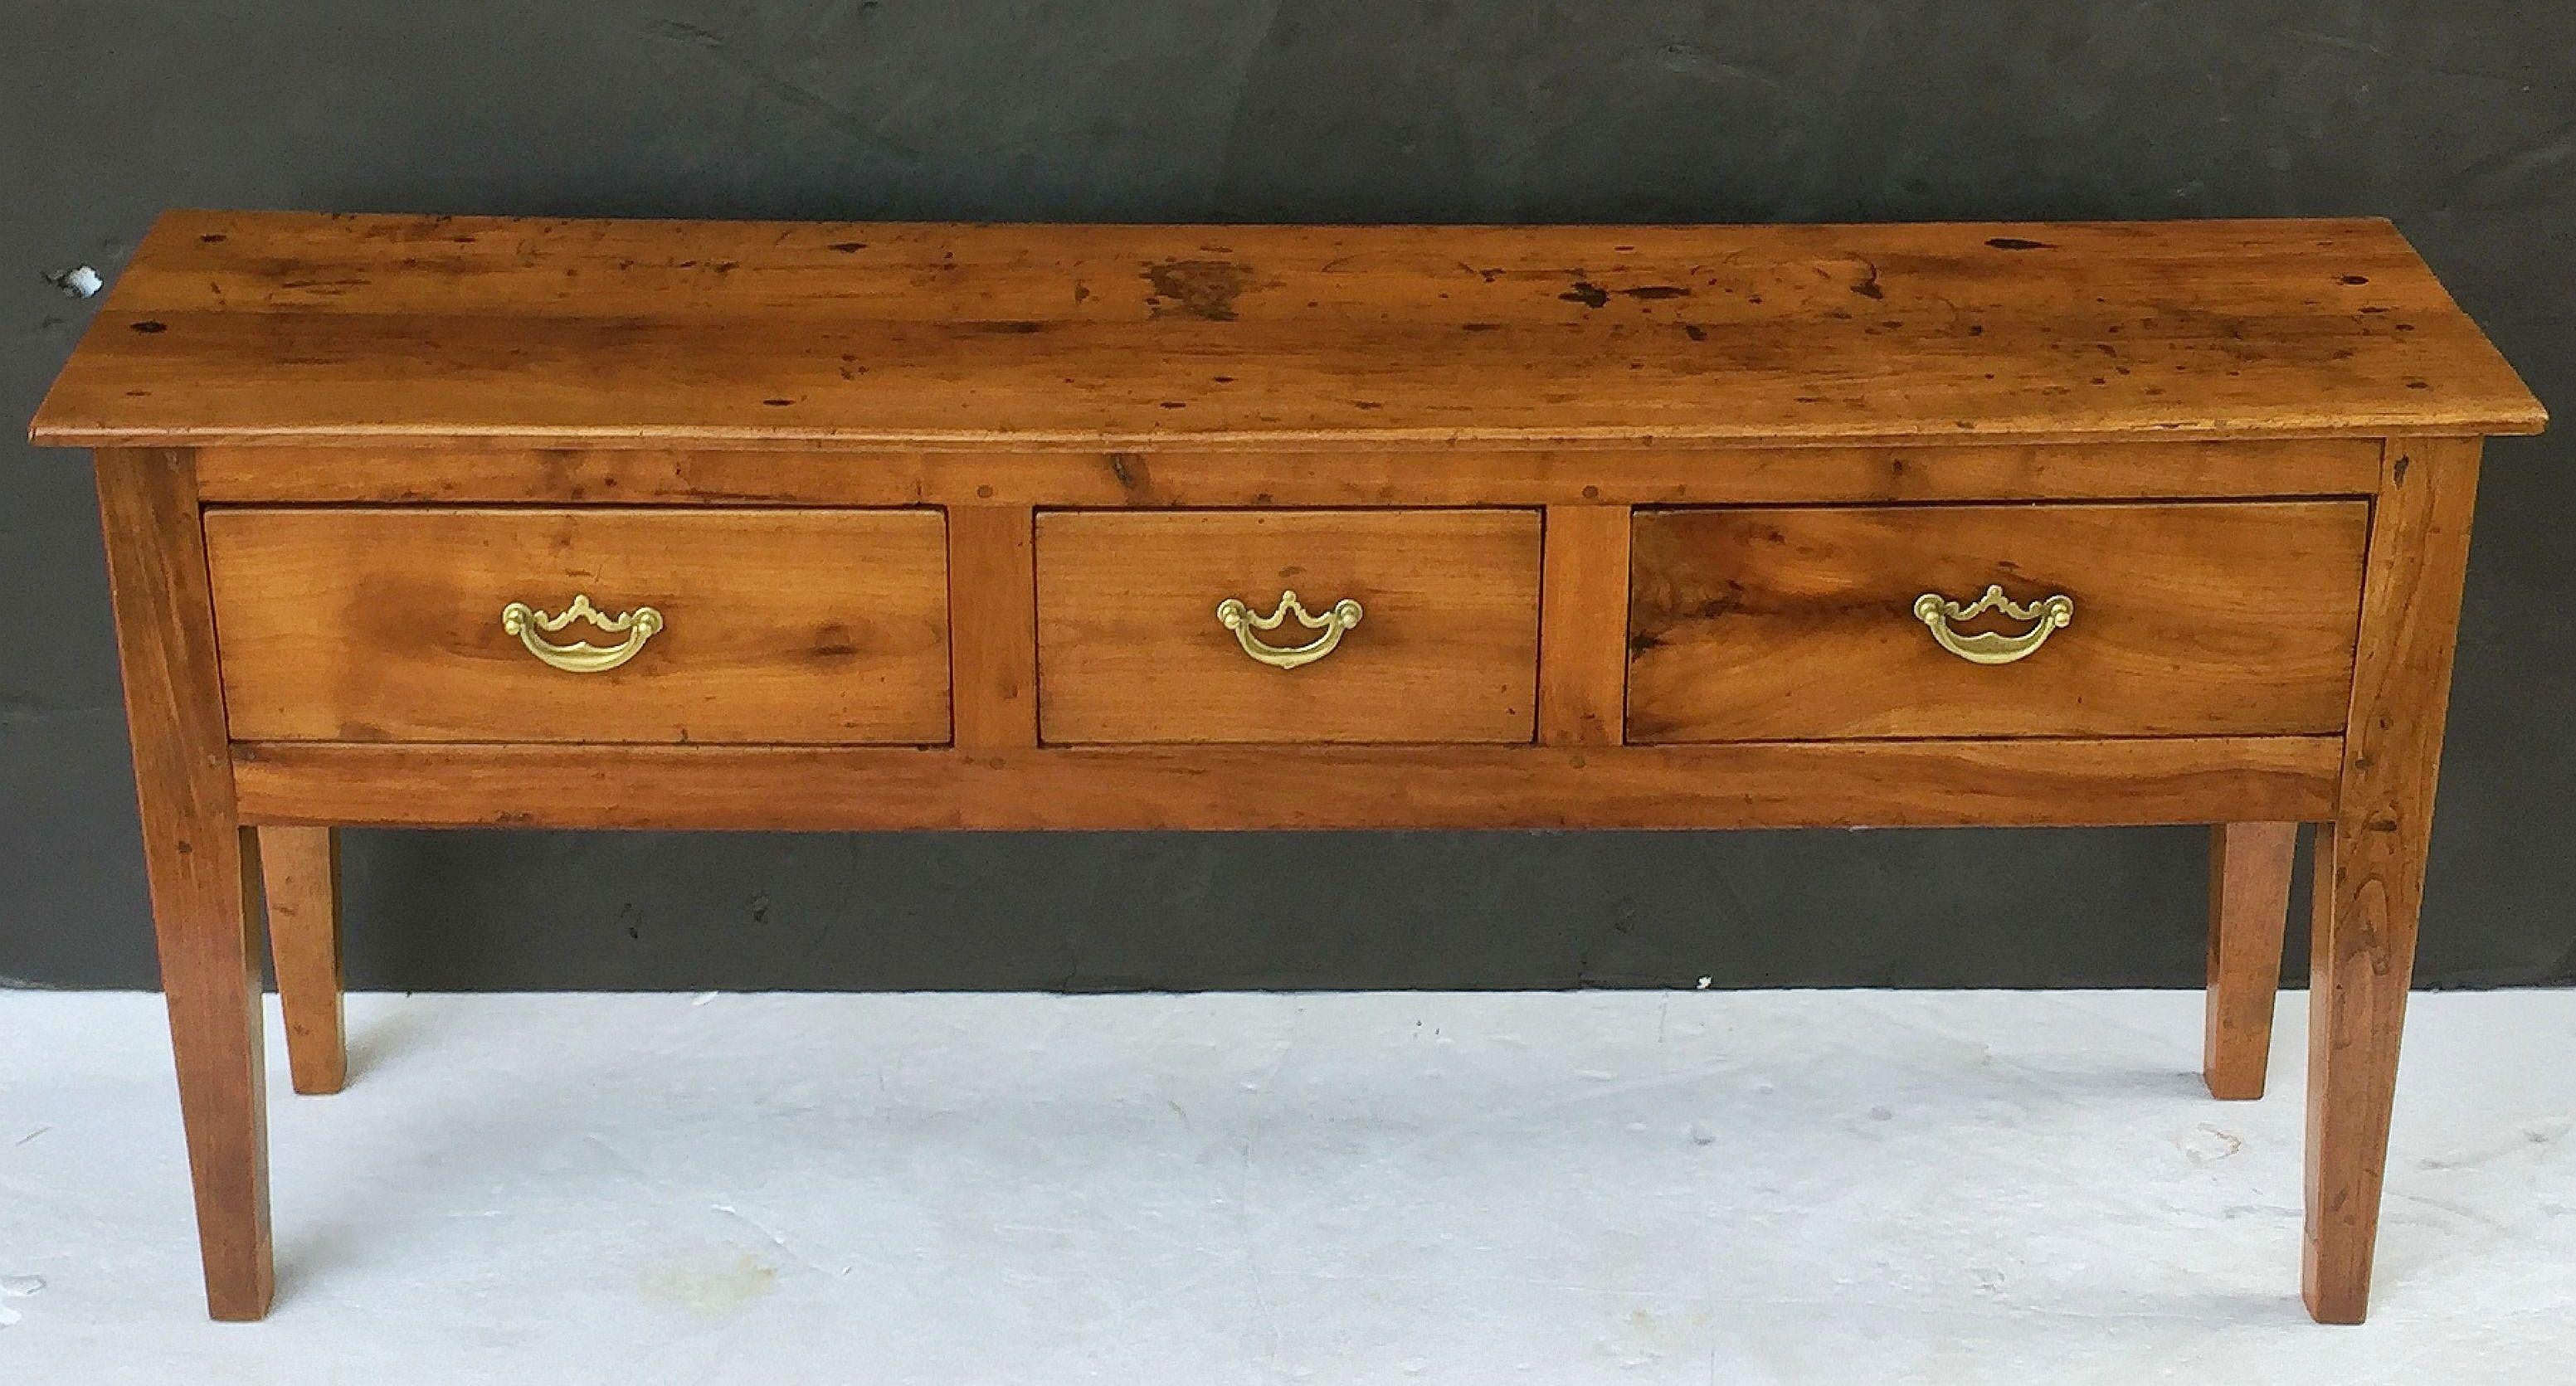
[1035,510,1541,743]
[1626,501,2369,742]
[204,508,951,743]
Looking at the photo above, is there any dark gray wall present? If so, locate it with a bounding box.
[6,2,2569,991]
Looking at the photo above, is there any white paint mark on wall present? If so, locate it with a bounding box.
[45,266,103,299]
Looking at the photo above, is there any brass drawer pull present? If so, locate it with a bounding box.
[1215,590,1363,669]
[1912,584,2072,665]
[500,594,664,674]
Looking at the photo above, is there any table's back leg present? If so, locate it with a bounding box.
[260,826,345,1095]
[2302,436,2481,1325]
[2204,821,2297,1099]
[95,448,275,1320]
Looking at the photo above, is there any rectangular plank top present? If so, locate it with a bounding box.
[30,211,2544,450]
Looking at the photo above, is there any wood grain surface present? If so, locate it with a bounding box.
[947,506,1040,749]
[185,439,2389,507]
[203,507,952,744]
[2304,437,2484,1324]
[2204,820,2299,1101]
[1035,509,1541,743]
[256,825,345,1096]
[1627,501,2370,741]
[31,213,2543,450]
[95,449,274,1320]
[229,737,2341,831]
[1536,505,1632,746]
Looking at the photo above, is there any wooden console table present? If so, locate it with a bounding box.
[32,213,2543,1321]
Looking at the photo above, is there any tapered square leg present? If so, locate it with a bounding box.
[2204,821,2297,1099]
[2301,437,2481,1324]
[153,827,274,1322]
[261,826,346,1095]
[97,449,275,1320]
[2303,821,2422,1324]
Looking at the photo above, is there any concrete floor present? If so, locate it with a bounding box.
[1,989,2570,1383]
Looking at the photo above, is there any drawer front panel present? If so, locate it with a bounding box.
[1627,501,2369,742]
[206,508,951,743]
[1036,510,1541,743]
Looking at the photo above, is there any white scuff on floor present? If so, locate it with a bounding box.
[0,989,2570,1383]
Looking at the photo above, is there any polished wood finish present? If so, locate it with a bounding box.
[32,215,2540,450]
[202,508,951,744]
[1628,502,2369,742]
[1538,506,1633,746]
[1034,510,1541,744]
[37,215,2543,1322]
[2204,821,2299,1101]
[2304,437,2483,1324]
[187,438,2387,507]
[230,737,2340,832]
[947,507,1039,750]
[93,449,273,1320]
[258,826,345,1096]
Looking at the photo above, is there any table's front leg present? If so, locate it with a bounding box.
[96,449,275,1321]
[2303,436,2481,1324]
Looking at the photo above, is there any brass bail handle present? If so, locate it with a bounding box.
[1912,584,2072,666]
[1215,590,1363,670]
[501,593,664,674]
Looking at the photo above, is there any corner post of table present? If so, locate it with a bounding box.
[2302,435,2483,1324]
[93,446,275,1320]
[2203,820,2298,1099]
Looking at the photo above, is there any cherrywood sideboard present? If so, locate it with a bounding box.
[31,212,2544,1322]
